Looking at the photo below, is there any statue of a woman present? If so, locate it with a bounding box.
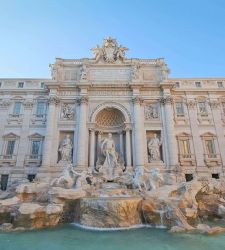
[58,135,73,162]
[148,134,162,161]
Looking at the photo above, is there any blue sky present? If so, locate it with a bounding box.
[0,0,224,78]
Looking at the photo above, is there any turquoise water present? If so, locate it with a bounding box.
[0,225,225,250]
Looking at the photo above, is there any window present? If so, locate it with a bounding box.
[198,102,207,115]
[195,82,201,88]
[6,140,15,155]
[175,102,184,116]
[205,139,216,158]
[27,174,36,182]
[13,102,22,115]
[175,82,180,88]
[180,139,191,158]
[31,141,41,155]
[18,82,24,88]
[217,82,223,88]
[212,173,219,179]
[41,82,45,88]
[185,174,193,182]
[1,175,9,191]
[36,102,46,116]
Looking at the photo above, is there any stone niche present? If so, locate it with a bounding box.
[146,130,163,163]
[57,131,74,164]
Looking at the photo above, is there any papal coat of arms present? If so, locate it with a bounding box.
[91,37,128,63]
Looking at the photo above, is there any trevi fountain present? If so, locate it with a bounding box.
[1,37,225,249]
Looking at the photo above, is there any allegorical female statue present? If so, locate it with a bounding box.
[148,133,162,161]
[58,135,73,162]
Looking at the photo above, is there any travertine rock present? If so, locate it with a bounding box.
[16,182,49,202]
[49,187,86,203]
[14,202,63,229]
[0,196,20,206]
[79,197,142,228]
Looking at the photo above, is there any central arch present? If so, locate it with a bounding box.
[90,102,131,125]
[95,108,125,130]
[88,102,132,168]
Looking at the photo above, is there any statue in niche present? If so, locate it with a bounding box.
[97,133,124,181]
[80,64,88,80]
[62,104,74,120]
[148,134,162,162]
[131,64,140,80]
[145,105,159,120]
[58,135,73,162]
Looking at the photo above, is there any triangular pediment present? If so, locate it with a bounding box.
[28,133,44,139]
[3,132,20,138]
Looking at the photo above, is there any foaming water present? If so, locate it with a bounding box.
[72,223,167,231]
[0,224,225,250]
[72,222,145,231]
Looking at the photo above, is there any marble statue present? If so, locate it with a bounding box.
[145,105,159,120]
[133,167,147,191]
[131,64,140,80]
[80,64,87,80]
[51,163,76,188]
[62,104,74,120]
[74,170,90,189]
[100,133,118,180]
[58,135,73,162]
[148,168,164,190]
[97,133,124,181]
[91,37,128,63]
[148,134,162,162]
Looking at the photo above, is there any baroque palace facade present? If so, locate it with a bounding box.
[0,37,225,189]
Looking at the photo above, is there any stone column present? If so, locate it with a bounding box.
[0,100,11,153]
[89,129,96,168]
[76,96,88,170]
[42,96,59,168]
[187,99,204,167]
[132,97,145,168]
[210,100,225,167]
[161,96,178,167]
[16,100,34,168]
[97,131,102,157]
[125,127,132,166]
[119,131,124,159]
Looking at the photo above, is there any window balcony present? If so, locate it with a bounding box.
[30,114,47,125]
[204,153,221,167]
[0,155,17,165]
[178,154,196,166]
[7,114,23,124]
[24,154,42,165]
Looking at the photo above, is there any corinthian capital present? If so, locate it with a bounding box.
[48,96,60,105]
[132,96,143,105]
[209,100,220,109]
[0,100,11,109]
[23,100,34,109]
[160,95,173,105]
[77,96,89,105]
[187,100,196,109]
